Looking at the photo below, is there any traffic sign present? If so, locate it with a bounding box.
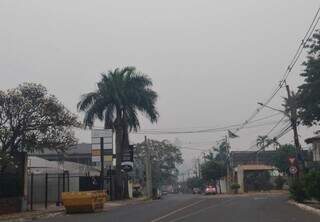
[288,157,296,165]
[289,166,298,175]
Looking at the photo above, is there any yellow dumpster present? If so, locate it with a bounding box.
[62,191,106,213]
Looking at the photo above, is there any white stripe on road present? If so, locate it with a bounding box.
[166,198,234,222]
[150,199,206,222]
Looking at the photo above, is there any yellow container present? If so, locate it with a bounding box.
[62,191,106,213]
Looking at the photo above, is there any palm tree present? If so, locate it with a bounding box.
[257,135,280,151]
[77,66,159,199]
[256,135,269,151]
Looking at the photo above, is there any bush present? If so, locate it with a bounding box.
[274,176,286,190]
[304,170,320,201]
[231,183,240,193]
[289,179,308,203]
[133,189,142,198]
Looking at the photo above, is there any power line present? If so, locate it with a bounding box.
[245,119,291,151]
[135,120,286,135]
[234,6,320,134]
[266,116,288,136]
[136,113,281,133]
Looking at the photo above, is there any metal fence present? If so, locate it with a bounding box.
[1,170,127,211]
[27,171,116,210]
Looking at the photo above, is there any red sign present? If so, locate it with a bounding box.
[288,157,296,165]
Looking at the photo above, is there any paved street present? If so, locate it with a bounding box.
[39,193,319,222]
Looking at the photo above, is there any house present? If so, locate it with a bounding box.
[27,156,99,175]
[229,150,311,193]
[305,135,320,162]
[30,143,93,165]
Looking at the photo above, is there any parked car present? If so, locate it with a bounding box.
[153,188,162,199]
[192,187,202,194]
[204,186,217,195]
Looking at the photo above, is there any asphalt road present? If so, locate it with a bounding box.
[40,193,320,222]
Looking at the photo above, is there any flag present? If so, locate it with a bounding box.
[228,130,239,138]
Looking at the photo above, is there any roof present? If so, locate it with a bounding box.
[230,150,312,167]
[230,150,277,167]
[28,156,99,175]
[237,164,274,171]
[30,143,91,156]
[305,135,320,144]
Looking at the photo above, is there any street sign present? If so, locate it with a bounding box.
[289,166,298,175]
[121,145,134,172]
[288,157,296,165]
[91,129,113,164]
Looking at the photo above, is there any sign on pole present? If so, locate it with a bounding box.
[121,145,134,172]
[91,129,113,166]
[289,166,298,175]
[288,157,296,165]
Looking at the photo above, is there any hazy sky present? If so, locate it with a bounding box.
[1,0,319,170]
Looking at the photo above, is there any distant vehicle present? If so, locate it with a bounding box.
[161,190,168,196]
[204,186,217,195]
[153,188,162,199]
[192,187,202,194]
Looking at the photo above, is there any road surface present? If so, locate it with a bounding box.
[40,193,320,222]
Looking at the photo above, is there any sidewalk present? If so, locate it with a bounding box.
[0,198,147,222]
[288,200,320,216]
[0,206,64,222]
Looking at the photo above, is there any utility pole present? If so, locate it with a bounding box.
[285,85,301,151]
[145,136,152,199]
[197,158,201,179]
[100,137,104,190]
[225,135,231,193]
[285,84,304,172]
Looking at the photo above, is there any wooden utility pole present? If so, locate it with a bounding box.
[145,136,152,199]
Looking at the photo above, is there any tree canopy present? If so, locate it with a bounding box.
[77,67,159,130]
[133,139,183,188]
[201,140,228,183]
[0,83,79,170]
[296,30,320,126]
[201,160,226,183]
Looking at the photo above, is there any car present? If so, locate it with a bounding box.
[192,187,202,194]
[204,186,217,195]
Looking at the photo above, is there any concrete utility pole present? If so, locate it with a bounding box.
[145,136,152,199]
[225,135,231,193]
[285,85,304,171]
[285,85,301,152]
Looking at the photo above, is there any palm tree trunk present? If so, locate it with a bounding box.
[114,122,130,200]
[115,126,124,200]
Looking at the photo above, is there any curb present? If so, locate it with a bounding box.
[0,210,65,222]
[288,200,320,216]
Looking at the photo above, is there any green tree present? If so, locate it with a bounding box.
[77,67,159,199]
[201,160,226,183]
[133,139,183,188]
[186,177,204,190]
[0,83,79,172]
[271,144,297,173]
[296,30,320,125]
[213,140,229,162]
